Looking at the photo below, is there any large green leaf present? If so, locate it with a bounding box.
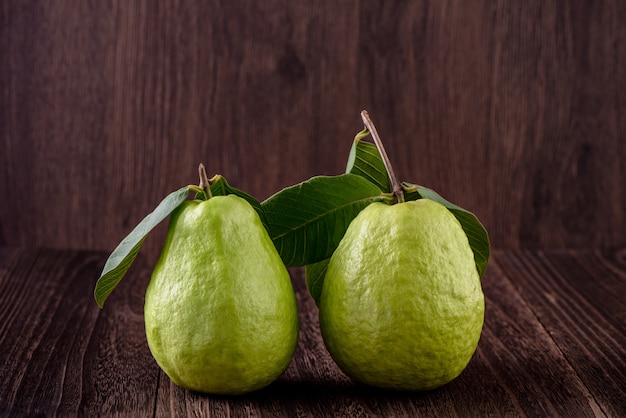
[94,186,191,308]
[305,258,330,307]
[403,182,490,278]
[302,131,391,305]
[345,129,391,193]
[262,174,391,267]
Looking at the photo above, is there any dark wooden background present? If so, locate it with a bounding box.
[1,1,625,263]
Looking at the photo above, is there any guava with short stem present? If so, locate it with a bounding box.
[144,165,299,395]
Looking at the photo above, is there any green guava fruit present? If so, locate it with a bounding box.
[144,195,299,395]
[319,198,484,391]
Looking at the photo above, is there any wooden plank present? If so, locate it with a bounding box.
[77,251,160,417]
[2,1,626,258]
[0,249,159,417]
[494,249,626,417]
[0,248,622,416]
[0,247,20,276]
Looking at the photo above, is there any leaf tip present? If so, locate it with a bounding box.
[94,292,105,309]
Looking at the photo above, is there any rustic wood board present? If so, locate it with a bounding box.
[0,248,624,416]
[2,1,625,259]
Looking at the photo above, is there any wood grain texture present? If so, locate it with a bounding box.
[1,248,624,416]
[1,1,624,262]
[0,249,159,417]
[494,249,626,418]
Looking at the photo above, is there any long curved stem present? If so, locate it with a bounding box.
[361,110,404,203]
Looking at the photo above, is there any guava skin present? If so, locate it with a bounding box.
[319,199,484,391]
[144,195,299,395]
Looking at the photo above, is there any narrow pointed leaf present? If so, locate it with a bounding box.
[403,182,490,278]
[346,131,391,193]
[94,186,190,307]
[262,174,390,267]
[305,258,330,307]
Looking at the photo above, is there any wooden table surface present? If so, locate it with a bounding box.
[0,247,624,417]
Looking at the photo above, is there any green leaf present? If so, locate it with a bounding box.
[345,129,391,193]
[262,174,391,267]
[402,182,490,278]
[305,258,330,307]
[197,175,269,232]
[299,129,390,305]
[94,186,191,308]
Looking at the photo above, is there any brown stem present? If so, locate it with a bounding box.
[198,163,212,199]
[360,110,404,203]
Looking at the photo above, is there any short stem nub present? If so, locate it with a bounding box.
[198,163,212,200]
[360,110,404,203]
